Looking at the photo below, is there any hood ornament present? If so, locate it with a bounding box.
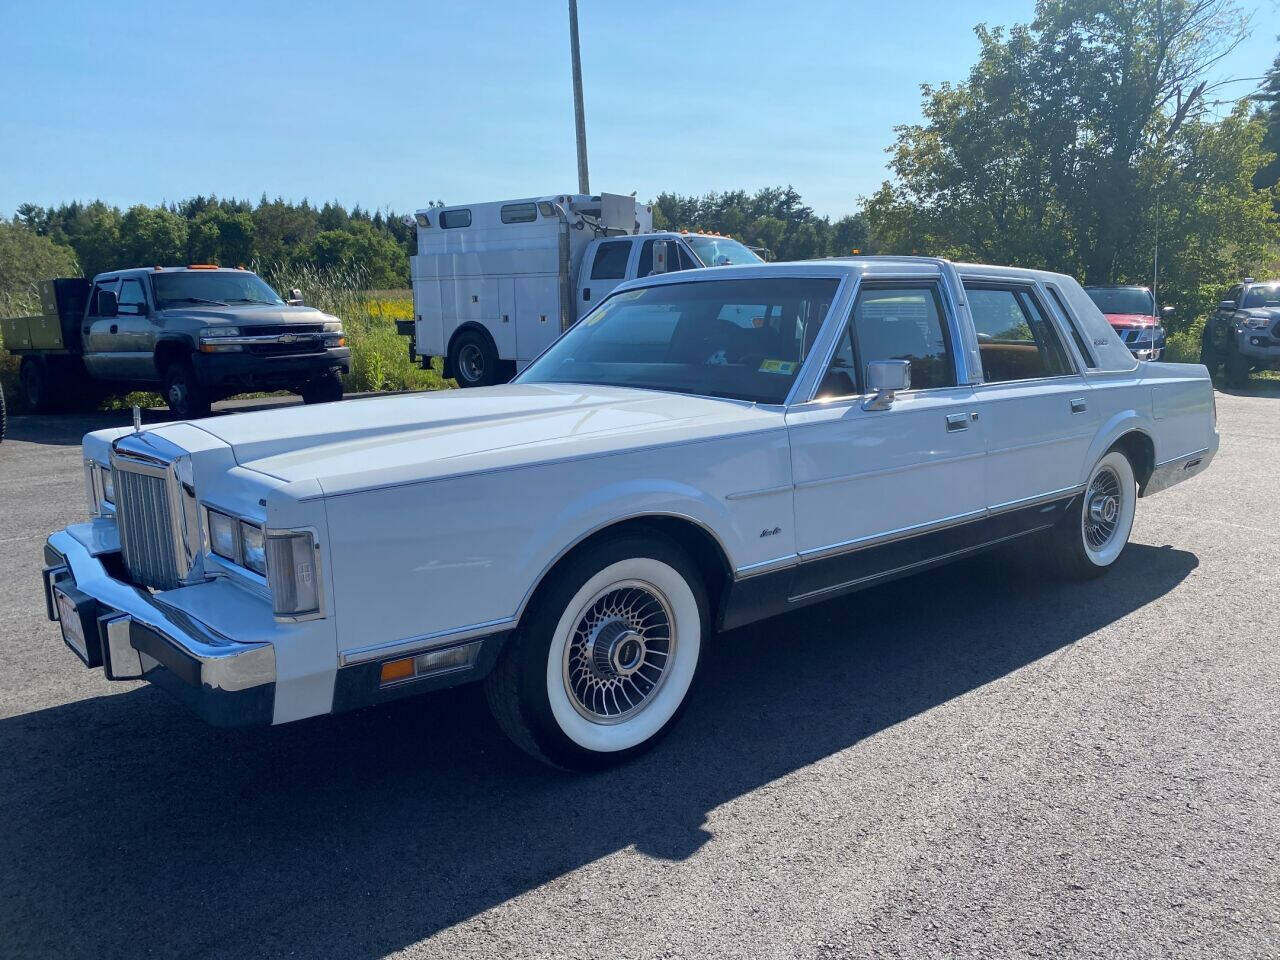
[132,404,142,433]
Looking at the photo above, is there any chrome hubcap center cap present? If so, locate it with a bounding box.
[588,620,647,679]
[1089,494,1119,524]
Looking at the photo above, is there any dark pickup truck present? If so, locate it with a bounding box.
[2,266,350,418]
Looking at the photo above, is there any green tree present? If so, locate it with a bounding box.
[188,208,256,266]
[119,205,188,268]
[865,0,1279,329]
[0,221,80,317]
[1254,40,1280,200]
[301,221,407,289]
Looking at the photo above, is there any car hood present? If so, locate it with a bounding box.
[155,304,337,327]
[1103,312,1158,327]
[187,384,781,496]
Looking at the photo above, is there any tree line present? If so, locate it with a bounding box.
[3,0,1278,336]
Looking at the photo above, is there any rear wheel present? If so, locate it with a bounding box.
[300,370,344,404]
[1050,450,1137,579]
[162,357,212,420]
[19,357,58,412]
[448,329,501,388]
[484,534,707,770]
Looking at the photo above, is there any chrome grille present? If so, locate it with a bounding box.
[114,463,183,590]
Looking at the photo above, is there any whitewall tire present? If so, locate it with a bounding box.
[1053,449,1137,578]
[484,534,707,769]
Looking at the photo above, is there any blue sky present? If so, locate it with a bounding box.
[2,0,1276,220]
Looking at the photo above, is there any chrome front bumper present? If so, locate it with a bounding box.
[44,527,276,726]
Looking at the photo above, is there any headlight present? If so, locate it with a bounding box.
[266,531,322,619]
[98,464,114,504]
[240,521,266,575]
[207,509,239,561]
[322,322,343,334]
[199,326,244,353]
[1244,316,1270,329]
[201,326,241,338]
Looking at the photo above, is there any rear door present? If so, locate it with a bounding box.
[965,280,1097,515]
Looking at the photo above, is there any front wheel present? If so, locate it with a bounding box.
[1050,449,1137,579]
[163,358,212,420]
[300,370,344,404]
[484,535,707,770]
[20,357,58,412]
[1223,345,1250,388]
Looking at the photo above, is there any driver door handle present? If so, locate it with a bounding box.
[1070,398,1088,413]
[945,412,970,432]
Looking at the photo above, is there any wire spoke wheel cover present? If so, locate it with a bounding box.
[1079,451,1137,568]
[542,554,703,755]
[1084,467,1122,549]
[562,580,675,724]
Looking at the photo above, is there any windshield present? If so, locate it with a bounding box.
[152,271,284,308]
[1084,286,1154,316]
[1242,284,1280,308]
[518,276,839,404]
[686,235,763,267]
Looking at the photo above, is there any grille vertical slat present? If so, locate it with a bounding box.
[115,464,181,591]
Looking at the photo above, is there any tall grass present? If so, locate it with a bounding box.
[255,261,450,394]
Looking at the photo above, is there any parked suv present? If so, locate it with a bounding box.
[3,267,350,418]
[1083,285,1171,360]
[1201,279,1280,387]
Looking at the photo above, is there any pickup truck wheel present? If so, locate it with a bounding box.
[300,371,344,404]
[449,330,500,387]
[163,358,212,420]
[1052,450,1137,579]
[19,357,58,412]
[1223,345,1250,388]
[484,535,707,770]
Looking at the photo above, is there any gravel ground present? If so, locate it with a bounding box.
[0,390,1276,959]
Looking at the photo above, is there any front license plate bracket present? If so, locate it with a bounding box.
[52,583,103,668]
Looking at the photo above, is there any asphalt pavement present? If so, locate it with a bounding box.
[0,389,1276,959]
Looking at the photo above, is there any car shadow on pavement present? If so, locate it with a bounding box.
[0,542,1197,959]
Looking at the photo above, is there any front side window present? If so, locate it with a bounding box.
[590,241,632,280]
[967,284,1072,382]
[821,283,955,394]
[152,271,284,308]
[519,276,840,403]
[117,279,147,315]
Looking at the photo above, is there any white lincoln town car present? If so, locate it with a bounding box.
[42,258,1217,768]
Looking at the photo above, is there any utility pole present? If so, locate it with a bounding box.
[1152,193,1160,305]
[568,0,590,195]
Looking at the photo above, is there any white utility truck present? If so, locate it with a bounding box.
[397,192,763,386]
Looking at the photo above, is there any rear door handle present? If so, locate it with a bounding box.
[1070,398,1088,413]
[945,413,969,432]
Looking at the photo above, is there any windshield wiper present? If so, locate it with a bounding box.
[226,298,278,304]
[165,296,229,306]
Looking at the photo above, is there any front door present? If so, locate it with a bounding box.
[786,279,988,602]
[963,280,1097,515]
[112,277,159,381]
[81,279,122,379]
[577,239,633,313]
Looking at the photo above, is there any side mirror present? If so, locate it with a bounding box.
[862,359,910,411]
[1161,305,1174,316]
[97,290,118,318]
[287,288,304,306]
[1219,300,1236,311]
[650,240,673,275]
